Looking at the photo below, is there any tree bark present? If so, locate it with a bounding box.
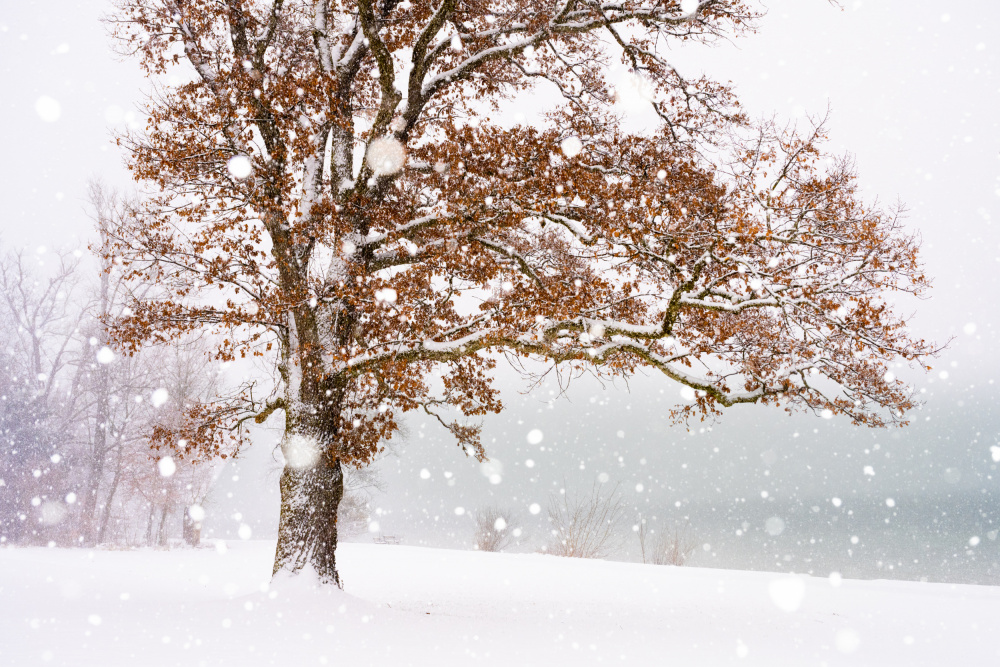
[82,257,113,546]
[96,447,123,544]
[80,434,107,545]
[183,510,201,547]
[272,448,344,587]
[144,503,155,544]
[157,504,169,546]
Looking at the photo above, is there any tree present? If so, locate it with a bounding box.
[108,339,223,549]
[0,249,85,545]
[64,184,225,547]
[105,0,936,586]
[150,339,225,547]
[74,343,161,545]
[75,182,148,547]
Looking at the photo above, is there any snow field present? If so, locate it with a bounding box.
[2,541,998,666]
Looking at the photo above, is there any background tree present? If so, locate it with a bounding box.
[74,346,161,545]
[104,339,224,548]
[0,249,84,545]
[50,184,226,548]
[74,182,146,546]
[151,339,225,547]
[0,186,230,548]
[105,0,936,586]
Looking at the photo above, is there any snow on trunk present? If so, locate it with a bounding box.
[273,428,345,588]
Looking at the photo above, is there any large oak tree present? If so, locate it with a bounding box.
[106,0,934,586]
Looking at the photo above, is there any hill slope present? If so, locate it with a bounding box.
[1,541,998,666]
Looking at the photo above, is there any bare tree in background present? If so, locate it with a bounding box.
[474,505,519,552]
[178,459,216,547]
[82,184,227,548]
[0,249,85,545]
[547,483,625,559]
[101,339,226,548]
[78,182,128,546]
[114,413,218,548]
[154,340,224,547]
[637,517,697,566]
[0,191,227,548]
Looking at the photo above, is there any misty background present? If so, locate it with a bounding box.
[2,0,999,583]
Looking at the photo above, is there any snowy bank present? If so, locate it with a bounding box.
[1,541,998,666]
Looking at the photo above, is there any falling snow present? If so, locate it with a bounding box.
[157,456,177,477]
[2,0,999,664]
[366,136,407,175]
[227,155,253,179]
[34,96,61,122]
[283,434,321,470]
[560,136,583,158]
[151,388,169,407]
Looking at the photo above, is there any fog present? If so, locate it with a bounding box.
[2,0,999,583]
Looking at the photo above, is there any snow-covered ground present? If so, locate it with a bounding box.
[2,541,998,666]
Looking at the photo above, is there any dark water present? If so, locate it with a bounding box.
[678,492,1000,584]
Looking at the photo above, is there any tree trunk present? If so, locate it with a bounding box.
[80,442,106,546]
[144,503,155,544]
[272,450,344,587]
[96,449,123,544]
[157,504,169,546]
[183,510,201,547]
[270,295,347,586]
[82,265,113,546]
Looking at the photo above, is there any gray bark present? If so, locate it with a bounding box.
[96,446,123,544]
[183,510,201,547]
[81,258,112,546]
[272,447,344,587]
[157,504,169,546]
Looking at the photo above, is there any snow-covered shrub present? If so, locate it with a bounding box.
[473,505,518,552]
[337,464,384,538]
[546,482,625,559]
[637,520,697,566]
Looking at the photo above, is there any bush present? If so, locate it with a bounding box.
[473,505,519,552]
[546,482,625,558]
[337,465,384,537]
[637,519,697,566]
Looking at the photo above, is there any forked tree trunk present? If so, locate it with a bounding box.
[273,447,344,587]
